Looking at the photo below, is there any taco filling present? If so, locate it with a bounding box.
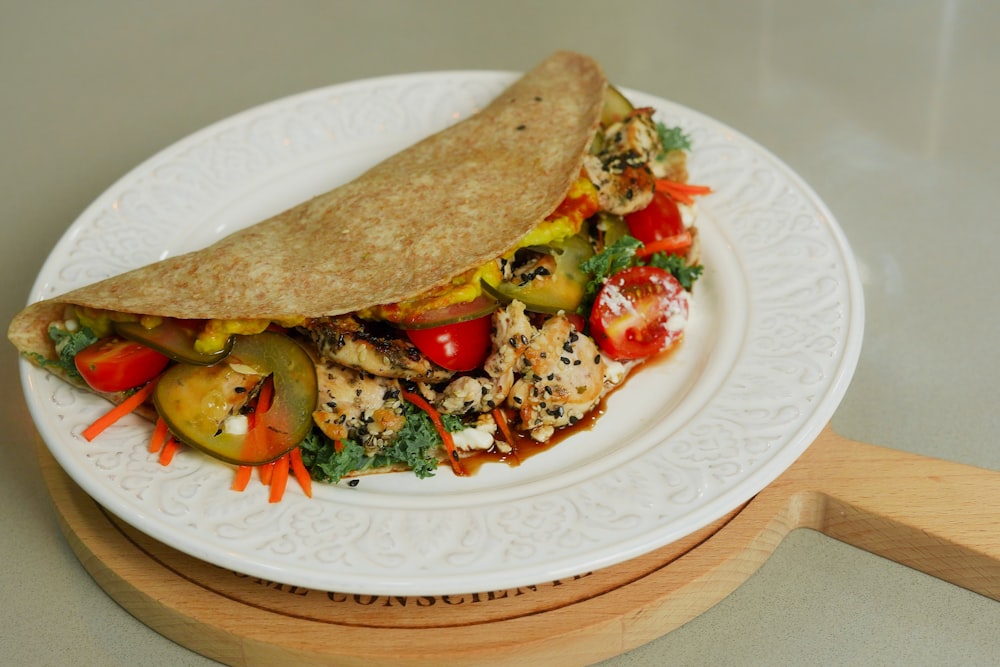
[9,52,710,498]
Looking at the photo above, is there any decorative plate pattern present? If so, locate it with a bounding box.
[21,71,864,595]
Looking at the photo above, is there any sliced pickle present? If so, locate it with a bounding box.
[595,212,629,247]
[113,319,233,366]
[153,332,317,466]
[601,84,635,127]
[394,294,498,330]
[483,234,594,314]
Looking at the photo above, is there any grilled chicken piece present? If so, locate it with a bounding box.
[311,354,407,453]
[306,315,454,383]
[507,315,615,441]
[437,300,534,415]
[584,107,664,216]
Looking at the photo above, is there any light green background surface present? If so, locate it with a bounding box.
[3,2,998,665]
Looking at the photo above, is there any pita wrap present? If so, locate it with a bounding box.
[9,51,607,384]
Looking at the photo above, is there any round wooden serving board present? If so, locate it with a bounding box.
[37,425,1000,666]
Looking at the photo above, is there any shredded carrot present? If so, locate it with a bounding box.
[232,465,253,492]
[148,417,169,453]
[333,439,344,453]
[288,448,312,498]
[269,453,290,503]
[258,460,275,485]
[655,179,713,206]
[492,408,516,448]
[257,376,274,413]
[82,377,161,442]
[402,390,466,476]
[158,437,181,466]
[635,231,693,258]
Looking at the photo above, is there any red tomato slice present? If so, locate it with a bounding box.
[74,336,171,392]
[406,315,492,372]
[588,266,689,360]
[625,190,691,256]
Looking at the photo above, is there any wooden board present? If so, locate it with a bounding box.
[37,425,1000,666]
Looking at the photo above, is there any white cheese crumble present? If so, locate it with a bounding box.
[452,426,495,452]
[222,414,249,436]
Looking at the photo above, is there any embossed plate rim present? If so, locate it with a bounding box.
[20,69,864,595]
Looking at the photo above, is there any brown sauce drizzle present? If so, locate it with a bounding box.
[458,337,684,475]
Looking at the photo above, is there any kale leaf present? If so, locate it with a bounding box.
[646,252,705,291]
[299,401,464,484]
[28,324,98,382]
[656,123,692,155]
[579,235,642,304]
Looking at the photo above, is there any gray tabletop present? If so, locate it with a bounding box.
[3,2,998,665]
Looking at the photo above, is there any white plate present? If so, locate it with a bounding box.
[21,70,864,596]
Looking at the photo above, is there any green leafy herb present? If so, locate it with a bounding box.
[656,123,692,155]
[299,402,464,484]
[646,252,704,291]
[578,234,703,312]
[28,324,98,382]
[579,235,642,304]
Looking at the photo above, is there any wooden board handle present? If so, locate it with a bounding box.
[741,427,1000,600]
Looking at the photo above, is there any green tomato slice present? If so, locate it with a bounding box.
[113,319,233,366]
[484,234,594,314]
[153,332,317,466]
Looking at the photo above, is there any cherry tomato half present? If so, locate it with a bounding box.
[74,336,171,392]
[625,190,691,255]
[406,315,492,372]
[588,266,689,361]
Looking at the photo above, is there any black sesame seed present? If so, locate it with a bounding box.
[348,479,360,487]
[560,356,571,365]
[234,386,246,394]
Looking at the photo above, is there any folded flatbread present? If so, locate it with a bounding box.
[9,51,606,383]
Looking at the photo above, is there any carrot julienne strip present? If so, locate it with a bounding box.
[258,460,275,486]
[402,390,466,476]
[635,231,693,258]
[492,408,516,448]
[148,416,169,453]
[654,179,713,206]
[232,465,253,492]
[269,453,290,503]
[158,437,181,466]
[289,448,312,498]
[82,377,161,442]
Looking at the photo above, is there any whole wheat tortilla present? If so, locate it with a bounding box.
[9,51,606,379]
